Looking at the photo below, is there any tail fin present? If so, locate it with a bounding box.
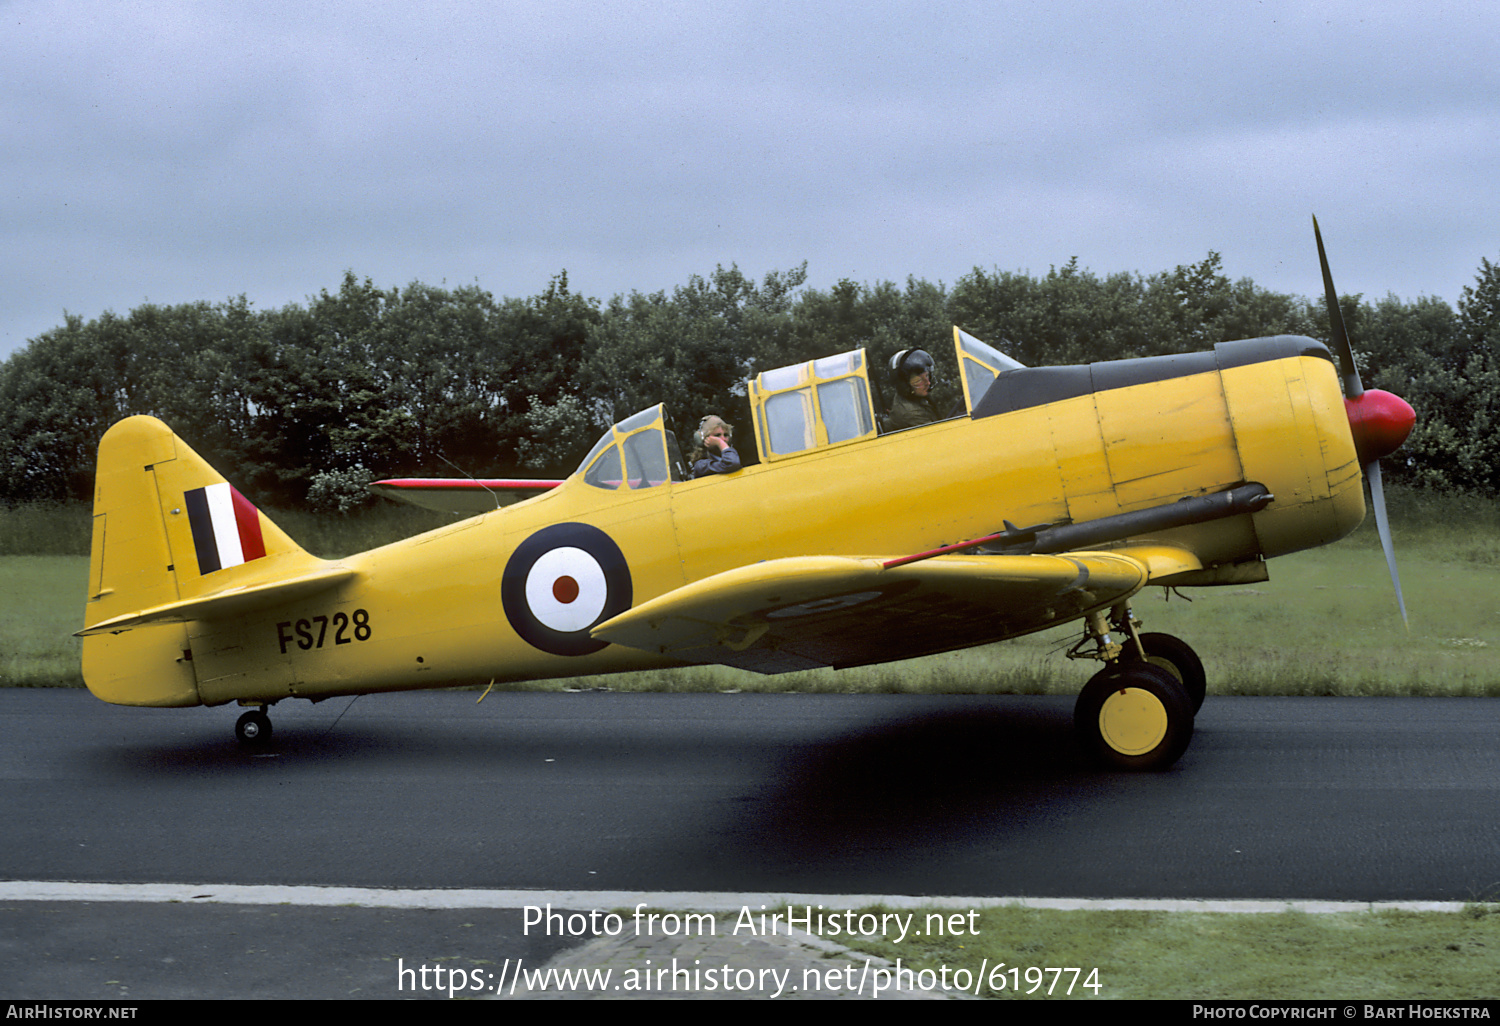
[81,416,335,706]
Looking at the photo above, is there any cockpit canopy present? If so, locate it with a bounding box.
[574,329,1026,487]
[954,327,1025,412]
[577,404,682,490]
[748,349,878,462]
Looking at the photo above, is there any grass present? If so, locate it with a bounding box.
[267,504,454,559]
[6,488,1500,695]
[0,555,87,687]
[838,904,1500,999]
[0,503,91,556]
[0,500,451,560]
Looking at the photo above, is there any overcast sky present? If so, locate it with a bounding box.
[3,0,1497,359]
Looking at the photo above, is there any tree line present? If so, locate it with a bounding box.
[2,252,1497,511]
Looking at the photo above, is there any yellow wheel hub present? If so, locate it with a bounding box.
[1097,687,1169,756]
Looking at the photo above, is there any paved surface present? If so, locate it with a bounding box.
[5,690,1499,900]
[3,902,571,1001]
[5,887,1466,1001]
[0,896,970,1000]
[6,687,1500,999]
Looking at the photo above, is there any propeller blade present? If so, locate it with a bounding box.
[1364,459,1408,627]
[1316,217,1411,626]
[1313,214,1364,398]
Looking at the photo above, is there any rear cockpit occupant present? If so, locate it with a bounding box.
[884,348,938,430]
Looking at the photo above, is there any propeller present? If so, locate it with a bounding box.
[1312,215,1416,624]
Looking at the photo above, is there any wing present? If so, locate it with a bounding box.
[591,551,1150,674]
[368,478,562,513]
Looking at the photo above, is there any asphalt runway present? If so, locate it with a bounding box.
[3,688,1498,998]
[5,688,1499,898]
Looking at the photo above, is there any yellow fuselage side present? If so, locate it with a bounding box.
[85,341,1364,707]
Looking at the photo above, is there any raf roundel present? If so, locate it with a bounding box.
[502,523,632,656]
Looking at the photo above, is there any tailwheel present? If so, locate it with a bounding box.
[235,709,273,746]
[1074,662,1193,771]
[1123,632,1206,714]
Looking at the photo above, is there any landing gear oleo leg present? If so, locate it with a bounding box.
[1069,605,1196,770]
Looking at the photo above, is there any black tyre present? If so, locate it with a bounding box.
[1123,632,1207,714]
[235,710,272,745]
[1074,662,1194,771]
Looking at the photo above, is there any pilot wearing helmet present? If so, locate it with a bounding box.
[884,348,938,431]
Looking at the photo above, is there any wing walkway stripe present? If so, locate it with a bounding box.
[0,881,1466,913]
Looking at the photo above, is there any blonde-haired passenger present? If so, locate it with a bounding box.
[689,415,741,479]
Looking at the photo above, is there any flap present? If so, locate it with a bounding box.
[591,551,1148,674]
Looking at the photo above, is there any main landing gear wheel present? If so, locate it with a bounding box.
[1123,632,1207,714]
[1074,662,1194,771]
[235,710,272,746]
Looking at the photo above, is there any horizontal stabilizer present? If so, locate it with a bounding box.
[78,567,357,636]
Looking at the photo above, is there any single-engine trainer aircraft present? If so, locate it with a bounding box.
[79,221,1414,769]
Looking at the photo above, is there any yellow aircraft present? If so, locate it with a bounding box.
[78,222,1415,770]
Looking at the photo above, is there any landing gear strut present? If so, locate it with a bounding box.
[235,708,272,745]
[1068,605,1203,770]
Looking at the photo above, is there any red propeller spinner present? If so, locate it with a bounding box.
[1345,388,1415,466]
